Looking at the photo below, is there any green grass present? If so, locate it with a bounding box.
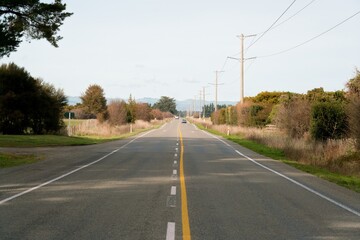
[0,124,161,148]
[0,152,42,168]
[196,123,360,193]
[0,123,162,168]
[0,135,112,148]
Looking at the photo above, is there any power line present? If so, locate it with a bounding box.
[247,0,298,50]
[255,0,317,36]
[257,9,360,58]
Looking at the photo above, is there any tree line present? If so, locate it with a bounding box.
[0,63,177,135]
[67,84,176,125]
[210,70,360,150]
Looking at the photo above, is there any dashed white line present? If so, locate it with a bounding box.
[170,186,176,196]
[166,222,175,240]
[173,170,177,175]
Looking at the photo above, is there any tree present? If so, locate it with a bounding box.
[0,63,66,134]
[126,95,136,124]
[346,69,360,150]
[107,100,127,126]
[251,91,285,104]
[135,103,151,122]
[153,96,177,115]
[202,103,215,117]
[274,97,311,138]
[81,84,107,119]
[0,0,72,57]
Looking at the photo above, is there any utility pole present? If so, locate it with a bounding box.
[229,34,256,104]
[239,34,245,104]
[194,95,197,117]
[202,86,206,118]
[210,70,224,112]
[199,90,202,118]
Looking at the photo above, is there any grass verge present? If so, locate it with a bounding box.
[196,123,360,193]
[0,135,113,148]
[0,152,42,168]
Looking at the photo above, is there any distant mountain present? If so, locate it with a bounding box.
[136,97,158,105]
[66,96,237,111]
[175,99,237,111]
[67,96,81,105]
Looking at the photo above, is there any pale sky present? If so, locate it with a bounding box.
[2,0,360,102]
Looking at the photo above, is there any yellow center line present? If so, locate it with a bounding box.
[178,126,191,240]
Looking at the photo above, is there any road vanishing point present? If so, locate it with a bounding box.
[1,120,359,239]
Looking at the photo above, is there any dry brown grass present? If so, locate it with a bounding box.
[191,117,360,177]
[68,119,160,138]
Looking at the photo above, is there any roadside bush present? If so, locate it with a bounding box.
[135,103,151,122]
[274,98,311,138]
[237,102,274,127]
[150,109,163,120]
[310,101,348,141]
[346,69,360,150]
[107,100,127,126]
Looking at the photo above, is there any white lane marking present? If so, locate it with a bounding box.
[201,129,232,147]
[173,170,177,175]
[176,143,179,146]
[174,161,177,164]
[0,129,156,205]
[235,150,360,218]
[166,222,175,240]
[174,153,178,157]
[159,123,167,129]
[175,147,178,151]
[171,186,176,196]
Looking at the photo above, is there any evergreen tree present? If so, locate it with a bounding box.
[0,0,72,57]
[80,84,107,119]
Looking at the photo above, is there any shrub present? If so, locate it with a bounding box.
[274,98,311,138]
[346,69,360,150]
[310,101,348,141]
[107,100,127,126]
[236,102,273,127]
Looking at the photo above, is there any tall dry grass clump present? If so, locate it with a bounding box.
[69,119,154,137]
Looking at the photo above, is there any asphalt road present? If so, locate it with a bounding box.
[0,120,359,239]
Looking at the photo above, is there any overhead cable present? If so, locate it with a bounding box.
[247,0,298,50]
[257,9,360,58]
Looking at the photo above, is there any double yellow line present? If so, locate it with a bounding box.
[178,126,191,240]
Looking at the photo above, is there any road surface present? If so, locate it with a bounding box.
[0,120,359,239]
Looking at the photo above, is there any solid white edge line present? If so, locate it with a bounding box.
[166,222,175,240]
[234,150,360,218]
[201,129,231,147]
[198,127,360,218]
[0,129,156,205]
[170,186,176,196]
